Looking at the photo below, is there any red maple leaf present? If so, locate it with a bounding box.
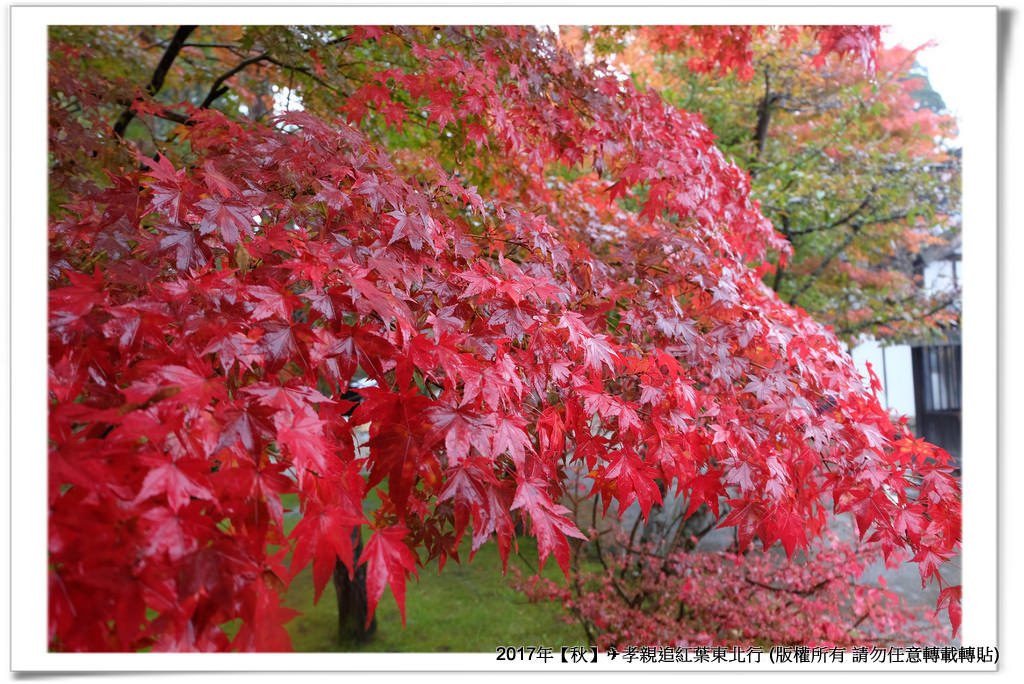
[359,525,419,627]
[511,476,587,576]
[134,461,214,512]
[196,196,252,244]
[290,480,365,602]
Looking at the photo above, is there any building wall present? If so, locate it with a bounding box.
[849,340,916,420]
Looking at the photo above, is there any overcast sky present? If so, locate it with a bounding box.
[883,23,967,121]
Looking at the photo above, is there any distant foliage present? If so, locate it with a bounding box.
[589,25,961,344]
[514,531,951,649]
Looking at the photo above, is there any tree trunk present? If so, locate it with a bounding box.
[332,528,376,643]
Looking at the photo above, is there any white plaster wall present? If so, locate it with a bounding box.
[849,339,916,419]
[924,259,958,295]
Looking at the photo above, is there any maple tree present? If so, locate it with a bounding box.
[523,26,964,648]
[48,25,961,652]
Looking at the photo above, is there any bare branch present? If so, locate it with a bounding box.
[262,56,342,94]
[199,53,270,108]
[744,575,833,597]
[113,25,197,137]
[788,190,875,237]
[788,225,860,306]
[840,294,959,337]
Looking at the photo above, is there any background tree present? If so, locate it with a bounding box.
[48,25,960,652]
[578,26,961,345]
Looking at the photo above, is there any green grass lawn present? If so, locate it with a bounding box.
[283,536,589,652]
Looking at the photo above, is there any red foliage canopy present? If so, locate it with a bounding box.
[635,25,882,80]
[48,25,960,651]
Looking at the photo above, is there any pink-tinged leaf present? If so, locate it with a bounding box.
[241,382,333,409]
[856,420,889,450]
[123,364,219,406]
[685,470,724,518]
[762,505,807,557]
[557,310,591,345]
[201,331,262,371]
[346,272,415,332]
[937,585,962,636]
[387,207,435,251]
[352,172,387,212]
[458,266,497,299]
[580,334,619,372]
[159,225,206,271]
[351,25,384,42]
[465,122,489,150]
[427,403,495,465]
[141,506,194,561]
[579,387,641,433]
[242,383,333,410]
[202,160,240,197]
[360,525,419,627]
[140,153,187,221]
[478,486,517,570]
[719,500,762,552]
[157,365,218,403]
[491,415,533,466]
[196,196,252,244]
[602,450,662,520]
[607,178,630,202]
[240,578,300,651]
[246,285,292,322]
[314,179,352,211]
[301,288,337,320]
[274,405,329,474]
[134,462,213,511]
[353,384,439,514]
[48,271,107,336]
[511,477,587,576]
[911,546,949,584]
[258,323,299,362]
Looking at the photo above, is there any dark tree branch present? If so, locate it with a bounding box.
[839,294,959,337]
[113,25,197,137]
[788,191,883,238]
[263,56,342,94]
[791,192,874,236]
[788,225,860,306]
[199,53,270,108]
[744,575,832,597]
[117,28,354,144]
[769,215,791,293]
[137,107,191,126]
[751,67,780,174]
[848,611,872,633]
[588,502,636,608]
[197,32,353,110]
[182,42,245,49]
